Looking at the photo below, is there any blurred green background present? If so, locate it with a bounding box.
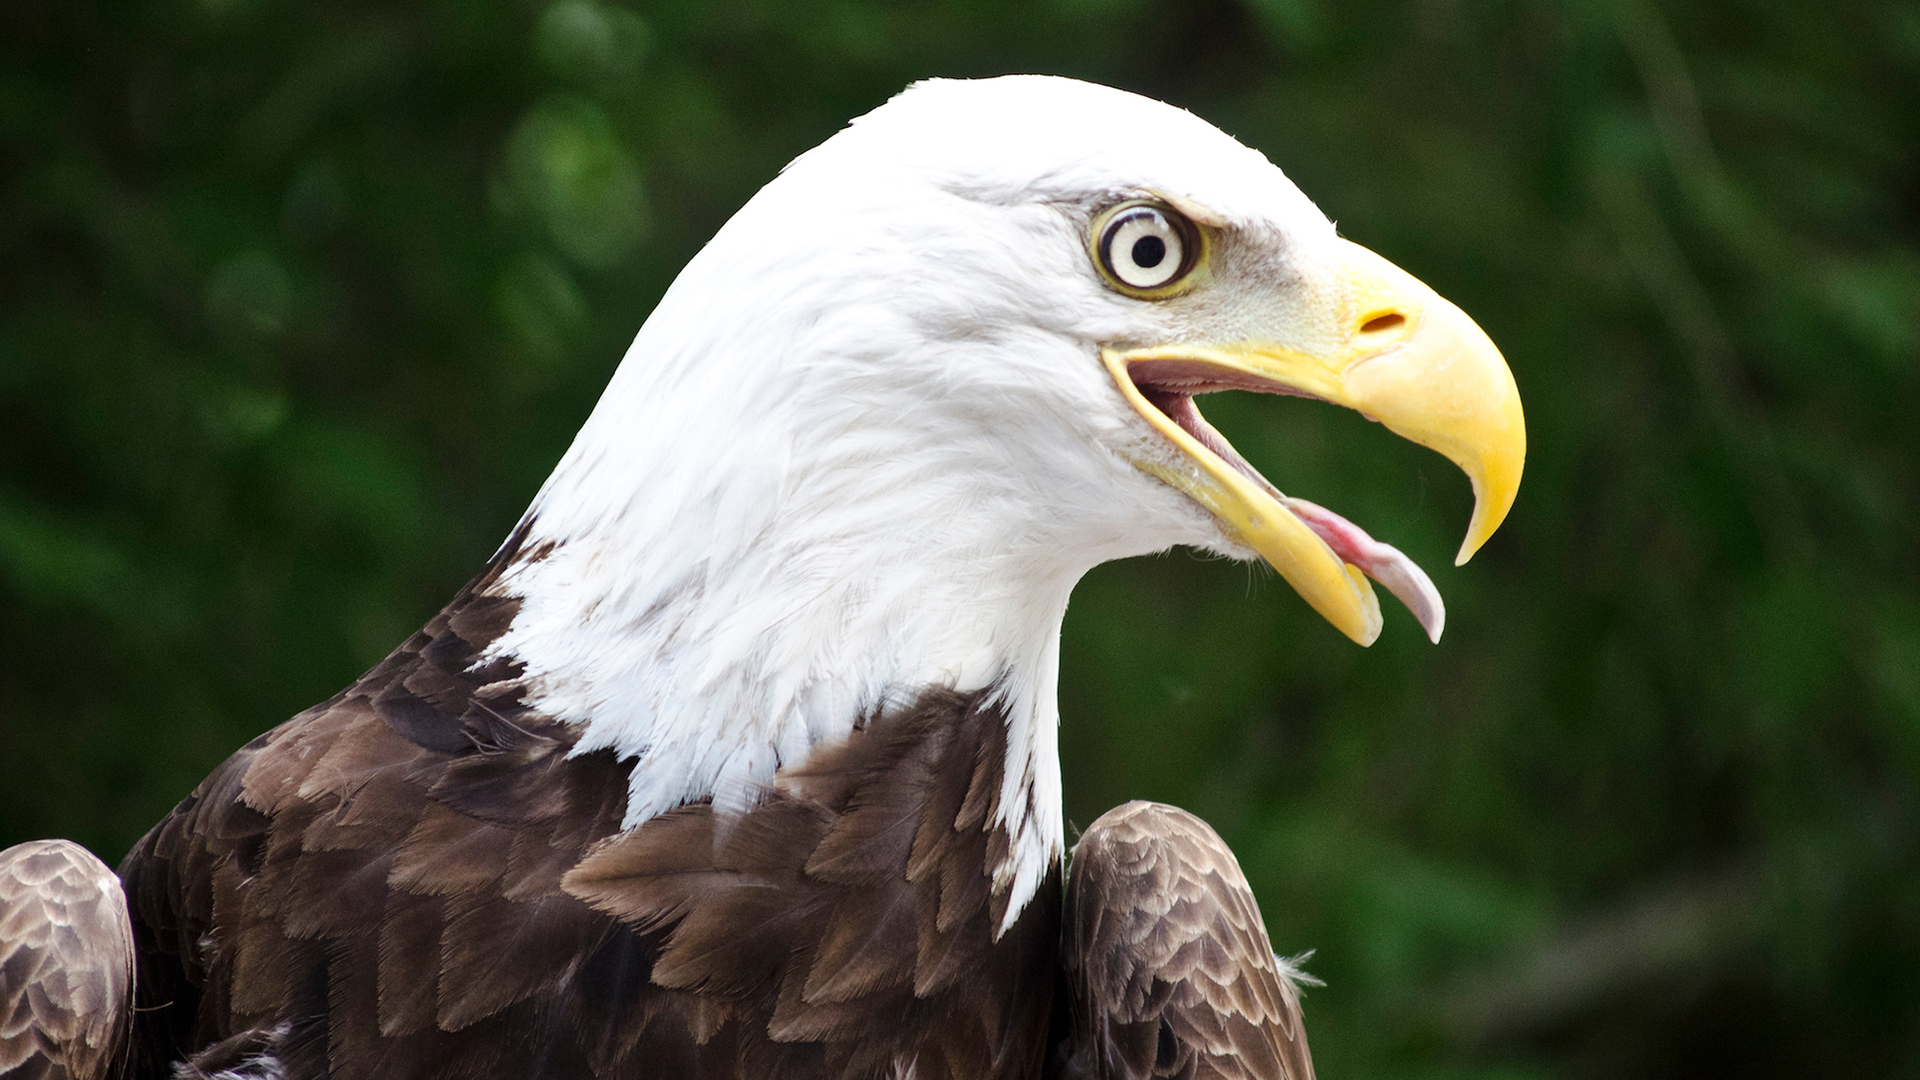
[3,0,1916,1076]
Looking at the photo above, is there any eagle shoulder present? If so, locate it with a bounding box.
[0,839,134,1080]
[1060,802,1314,1080]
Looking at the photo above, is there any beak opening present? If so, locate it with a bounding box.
[1103,239,1525,643]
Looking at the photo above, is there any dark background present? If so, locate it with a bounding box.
[3,0,1916,1076]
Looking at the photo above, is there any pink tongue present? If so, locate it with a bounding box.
[1168,397,1445,643]
[1283,498,1446,643]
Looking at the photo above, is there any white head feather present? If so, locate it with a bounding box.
[483,75,1339,928]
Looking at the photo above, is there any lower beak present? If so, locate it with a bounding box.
[1106,239,1525,645]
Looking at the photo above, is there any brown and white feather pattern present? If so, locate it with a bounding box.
[114,551,1058,1080]
[1059,802,1314,1080]
[0,840,134,1080]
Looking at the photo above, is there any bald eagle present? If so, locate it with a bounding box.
[0,76,1521,1080]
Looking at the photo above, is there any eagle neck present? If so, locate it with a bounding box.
[482,520,1073,931]
[479,404,1091,930]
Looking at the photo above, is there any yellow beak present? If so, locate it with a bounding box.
[1106,238,1525,645]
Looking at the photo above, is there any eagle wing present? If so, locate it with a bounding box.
[0,840,134,1080]
[1059,801,1315,1080]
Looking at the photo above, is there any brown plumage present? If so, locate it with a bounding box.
[0,840,133,1080]
[1059,803,1315,1080]
[104,551,1061,1080]
[3,683,1316,1080]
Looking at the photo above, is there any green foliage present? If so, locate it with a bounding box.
[2,0,1915,1075]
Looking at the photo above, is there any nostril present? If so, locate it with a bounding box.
[1360,312,1406,334]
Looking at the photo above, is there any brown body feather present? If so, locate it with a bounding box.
[1059,803,1314,1080]
[0,841,134,1080]
[113,557,1060,1080]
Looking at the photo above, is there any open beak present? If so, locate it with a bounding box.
[1105,238,1525,646]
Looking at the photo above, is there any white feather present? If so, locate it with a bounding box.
[482,75,1338,931]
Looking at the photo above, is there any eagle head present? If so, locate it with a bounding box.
[485,75,1524,914]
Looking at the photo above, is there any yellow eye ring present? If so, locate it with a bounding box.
[1090,200,1207,298]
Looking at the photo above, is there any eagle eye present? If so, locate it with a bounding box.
[1093,201,1201,296]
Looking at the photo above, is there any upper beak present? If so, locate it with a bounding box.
[1105,238,1525,645]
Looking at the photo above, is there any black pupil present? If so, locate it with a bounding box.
[1131,233,1167,269]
